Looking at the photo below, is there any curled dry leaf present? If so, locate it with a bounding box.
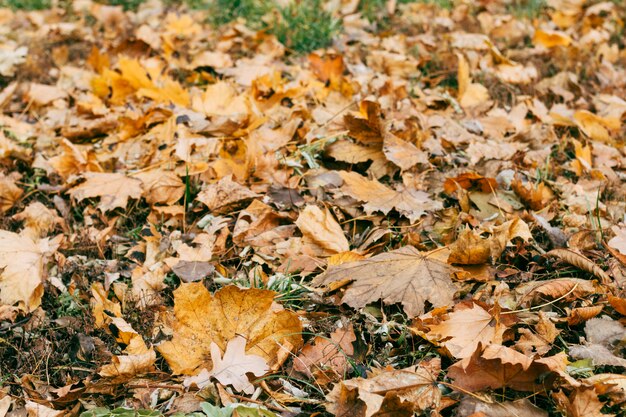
[157,284,302,375]
[327,363,441,417]
[547,249,611,284]
[516,278,597,307]
[0,231,61,312]
[313,246,457,317]
[68,172,143,212]
[296,205,349,256]
[99,317,157,378]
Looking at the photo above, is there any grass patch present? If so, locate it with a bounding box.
[0,0,50,9]
[508,0,547,19]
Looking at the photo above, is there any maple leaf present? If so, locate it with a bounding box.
[335,171,441,222]
[423,301,506,359]
[0,173,23,214]
[382,132,428,170]
[0,231,61,312]
[312,246,457,317]
[553,388,611,417]
[157,284,302,375]
[327,363,441,417]
[135,169,185,206]
[68,172,143,212]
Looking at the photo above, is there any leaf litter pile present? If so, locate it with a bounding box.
[1,0,626,416]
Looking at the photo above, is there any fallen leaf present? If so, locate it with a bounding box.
[547,249,611,284]
[13,202,64,238]
[327,364,441,417]
[382,132,428,170]
[0,231,61,312]
[313,246,457,317]
[0,173,23,214]
[336,171,441,222]
[99,317,157,378]
[196,175,259,214]
[458,397,548,417]
[135,169,185,206]
[68,172,143,212]
[205,335,269,394]
[157,284,302,375]
[424,301,506,358]
[295,205,349,256]
[448,344,562,391]
[608,225,626,255]
[343,101,384,146]
[293,323,356,385]
[553,387,610,417]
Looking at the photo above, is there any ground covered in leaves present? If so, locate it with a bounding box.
[1,0,626,416]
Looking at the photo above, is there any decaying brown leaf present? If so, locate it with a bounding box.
[313,246,457,317]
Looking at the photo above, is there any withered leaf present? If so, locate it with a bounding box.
[68,172,143,212]
[196,175,259,214]
[313,246,457,317]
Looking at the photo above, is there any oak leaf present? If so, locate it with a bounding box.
[157,284,302,375]
[186,335,269,394]
[312,246,457,317]
[0,231,61,312]
[68,172,143,212]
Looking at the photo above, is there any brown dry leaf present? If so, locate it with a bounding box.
[511,179,554,210]
[516,278,597,307]
[99,317,157,378]
[344,101,384,146]
[457,53,490,109]
[157,284,302,375]
[195,175,259,214]
[608,294,626,316]
[326,364,441,417]
[553,388,610,417]
[573,110,620,143]
[135,169,185,206]
[336,171,441,222]
[382,132,428,170]
[293,323,356,385]
[12,202,64,238]
[586,374,626,406]
[26,83,67,106]
[448,227,492,265]
[68,172,143,212]
[443,173,497,195]
[547,249,611,284]
[567,305,604,326]
[0,231,61,312]
[458,397,548,417]
[424,301,506,359]
[448,344,562,391]
[0,173,23,213]
[312,246,457,317]
[295,205,349,256]
[515,312,560,357]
